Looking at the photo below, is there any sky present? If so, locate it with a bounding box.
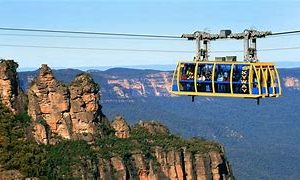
[0,0,300,69]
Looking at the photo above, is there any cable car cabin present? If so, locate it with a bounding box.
[171,61,281,99]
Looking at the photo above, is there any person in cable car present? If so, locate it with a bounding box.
[217,73,224,92]
[197,73,206,92]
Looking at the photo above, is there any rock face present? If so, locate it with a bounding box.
[97,121,234,180]
[284,76,300,90]
[138,121,169,135]
[69,73,101,140]
[0,60,24,113]
[27,65,106,143]
[111,116,130,138]
[97,152,233,180]
[106,72,173,99]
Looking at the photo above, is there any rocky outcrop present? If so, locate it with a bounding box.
[27,64,71,143]
[97,148,233,180]
[97,121,234,180]
[138,121,169,135]
[0,166,24,180]
[111,116,130,138]
[69,73,101,141]
[0,60,24,113]
[27,65,107,144]
[106,72,174,99]
[284,77,300,90]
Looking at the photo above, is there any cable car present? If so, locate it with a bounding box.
[170,29,282,103]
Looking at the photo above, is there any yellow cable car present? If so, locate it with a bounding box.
[170,29,282,103]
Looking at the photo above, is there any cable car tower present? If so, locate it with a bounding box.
[171,29,281,104]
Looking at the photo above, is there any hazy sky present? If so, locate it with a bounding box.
[0,0,300,69]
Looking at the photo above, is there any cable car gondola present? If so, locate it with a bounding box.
[171,29,282,103]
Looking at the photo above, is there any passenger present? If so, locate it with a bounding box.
[201,75,205,81]
[187,70,194,79]
[205,72,211,81]
[217,74,225,92]
[217,74,224,82]
[224,71,228,81]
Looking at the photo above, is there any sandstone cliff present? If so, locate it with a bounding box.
[27,64,108,144]
[98,121,233,180]
[0,60,24,114]
[284,76,300,90]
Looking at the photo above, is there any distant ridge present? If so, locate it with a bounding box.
[18,62,300,72]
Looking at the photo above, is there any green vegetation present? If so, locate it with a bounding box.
[0,104,47,177]
[96,124,220,160]
[0,104,96,178]
[0,103,221,178]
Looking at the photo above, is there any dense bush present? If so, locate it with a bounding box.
[0,103,220,178]
[0,104,96,178]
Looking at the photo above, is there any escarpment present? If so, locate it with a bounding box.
[27,64,108,144]
[98,121,234,180]
[0,60,234,179]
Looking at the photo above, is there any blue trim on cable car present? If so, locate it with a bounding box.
[196,80,213,83]
[179,80,194,83]
[275,87,280,94]
[262,87,267,94]
[268,87,273,94]
[252,87,259,94]
[172,85,178,91]
[172,84,178,91]
[180,80,250,85]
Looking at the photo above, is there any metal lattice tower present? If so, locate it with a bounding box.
[182,29,272,62]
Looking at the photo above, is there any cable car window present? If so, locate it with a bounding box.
[179,63,195,92]
[196,63,213,92]
[214,64,231,93]
[232,64,250,94]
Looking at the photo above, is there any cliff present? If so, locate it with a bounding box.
[98,120,233,180]
[0,60,234,179]
[27,64,109,144]
[0,60,25,114]
[284,76,300,90]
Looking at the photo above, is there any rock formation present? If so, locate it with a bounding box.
[97,150,233,180]
[69,72,102,141]
[97,121,234,180]
[284,76,300,90]
[111,116,130,138]
[138,120,169,135]
[27,64,107,144]
[0,60,24,114]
